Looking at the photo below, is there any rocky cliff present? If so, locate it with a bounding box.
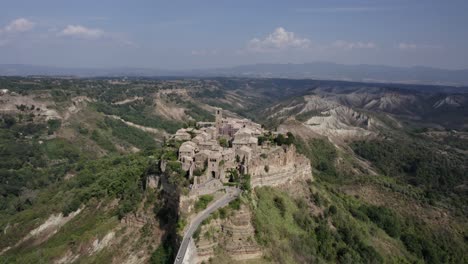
[195,205,262,263]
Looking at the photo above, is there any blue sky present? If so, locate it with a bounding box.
[1,0,467,69]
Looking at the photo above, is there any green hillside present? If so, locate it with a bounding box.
[0,77,466,263]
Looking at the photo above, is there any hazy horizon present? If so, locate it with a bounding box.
[2,61,468,72]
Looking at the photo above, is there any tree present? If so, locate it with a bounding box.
[258,135,266,145]
[2,116,16,128]
[150,239,173,264]
[274,134,286,145]
[219,138,229,148]
[240,174,251,192]
[285,132,295,145]
[47,119,62,135]
[273,196,286,217]
[228,168,239,183]
[328,205,337,215]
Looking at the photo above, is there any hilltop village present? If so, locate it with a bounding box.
[171,108,312,196]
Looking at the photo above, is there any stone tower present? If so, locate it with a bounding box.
[215,108,222,131]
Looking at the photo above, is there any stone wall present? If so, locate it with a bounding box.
[182,239,198,264]
[189,180,224,197]
[248,145,312,187]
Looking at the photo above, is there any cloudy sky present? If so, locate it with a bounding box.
[1,0,467,70]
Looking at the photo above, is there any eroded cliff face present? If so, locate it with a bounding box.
[195,205,262,263]
[274,95,383,143]
[0,91,96,122]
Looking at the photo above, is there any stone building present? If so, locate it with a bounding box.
[179,141,197,159]
[207,152,221,179]
[173,128,192,141]
[176,108,311,192]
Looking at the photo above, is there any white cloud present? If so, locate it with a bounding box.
[247,27,310,52]
[332,40,376,50]
[59,25,135,46]
[60,25,104,39]
[398,42,442,51]
[398,43,418,50]
[4,18,35,32]
[0,18,35,47]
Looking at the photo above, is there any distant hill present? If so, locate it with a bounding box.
[0,64,175,77]
[194,63,468,86]
[1,62,468,86]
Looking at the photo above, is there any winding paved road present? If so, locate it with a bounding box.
[174,187,241,264]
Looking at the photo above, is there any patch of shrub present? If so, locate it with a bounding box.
[47,119,61,135]
[359,205,401,238]
[194,195,214,212]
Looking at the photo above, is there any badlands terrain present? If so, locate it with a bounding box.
[0,76,467,263]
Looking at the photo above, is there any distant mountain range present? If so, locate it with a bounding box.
[1,62,468,86]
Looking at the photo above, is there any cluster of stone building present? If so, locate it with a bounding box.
[173,108,312,264]
[173,108,311,192]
